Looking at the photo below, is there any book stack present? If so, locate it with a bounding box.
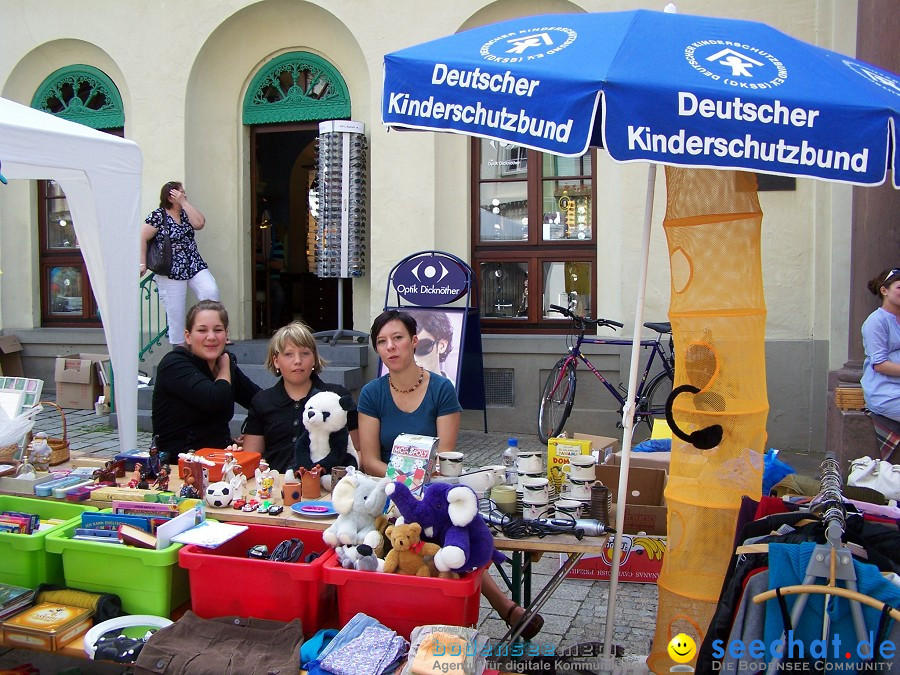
[72,500,184,548]
[0,583,34,621]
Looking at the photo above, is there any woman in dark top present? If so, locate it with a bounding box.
[242,321,359,473]
[151,300,259,457]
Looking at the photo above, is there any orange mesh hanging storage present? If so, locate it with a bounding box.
[647,168,767,673]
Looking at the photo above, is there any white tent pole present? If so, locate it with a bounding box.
[602,163,657,661]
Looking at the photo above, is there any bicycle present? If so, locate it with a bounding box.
[537,304,675,443]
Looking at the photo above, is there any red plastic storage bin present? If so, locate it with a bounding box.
[321,556,484,639]
[178,523,335,633]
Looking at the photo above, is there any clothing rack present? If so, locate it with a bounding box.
[752,452,899,671]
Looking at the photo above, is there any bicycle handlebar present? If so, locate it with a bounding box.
[549,304,624,329]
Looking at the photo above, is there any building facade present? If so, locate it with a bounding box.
[0,0,866,450]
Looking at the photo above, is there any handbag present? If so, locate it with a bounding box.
[847,456,900,501]
[146,208,172,276]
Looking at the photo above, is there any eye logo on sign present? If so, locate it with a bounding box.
[685,41,788,90]
[480,27,577,64]
[393,254,468,307]
[843,60,900,98]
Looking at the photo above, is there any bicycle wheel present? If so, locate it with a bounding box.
[538,357,577,444]
[637,370,674,435]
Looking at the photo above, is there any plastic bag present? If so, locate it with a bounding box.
[0,404,39,447]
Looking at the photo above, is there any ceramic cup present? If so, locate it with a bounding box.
[521,477,550,503]
[483,464,507,487]
[281,481,302,507]
[554,498,583,519]
[562,477,596,501]
[490,485,517,515]
[517,469,544,491]
[562,457,596,481]
[516,452,542,473]
[438,451,465,477]
[331,465,348,485]
[523,502,550,520]
[458,469,496,495]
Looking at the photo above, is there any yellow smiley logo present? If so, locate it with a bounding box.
[667,633,696,664]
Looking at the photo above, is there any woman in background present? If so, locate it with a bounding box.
[862,267,900,462]
[152,301,259,457]
[242,321,359,473]
[141,181,219,346]
[357,309,543,640]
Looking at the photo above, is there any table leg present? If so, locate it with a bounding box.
[510,551,522,606]
[498,552,585,647]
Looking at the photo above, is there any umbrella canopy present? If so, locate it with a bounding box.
[384,9,900,187]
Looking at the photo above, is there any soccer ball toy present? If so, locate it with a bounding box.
[205,481,233,508]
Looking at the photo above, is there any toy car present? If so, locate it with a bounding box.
[267,505,284,515]
[232,499,246,510]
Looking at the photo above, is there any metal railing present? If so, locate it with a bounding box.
[139,272,168,363]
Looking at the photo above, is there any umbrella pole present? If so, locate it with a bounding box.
[601,163,657,664]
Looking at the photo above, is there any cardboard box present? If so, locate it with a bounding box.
[0,336,24,377]
[574,433,619,463]
[564,464,668,583]
[54,353,108,410]
[547,437,592,490]
[606,450,672,471]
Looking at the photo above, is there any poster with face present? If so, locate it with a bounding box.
[378,308,465,388]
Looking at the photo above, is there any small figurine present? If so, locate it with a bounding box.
[128,462,144,489]
[258,475,275,501]
[229,464,248,501]
[30,433,52,472]
[221,452,238,484]
[153,466,170,492]
[94,460,119,484]
[146,437,163,478]
[180,475,200,499]
[255,460,277,499]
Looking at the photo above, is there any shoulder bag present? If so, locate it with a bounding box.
[848,456,900,501]
[146,208,172,276]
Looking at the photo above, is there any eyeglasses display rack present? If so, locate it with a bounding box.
[312,120,368,344]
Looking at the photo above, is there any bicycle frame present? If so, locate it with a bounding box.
[562,332,674,417]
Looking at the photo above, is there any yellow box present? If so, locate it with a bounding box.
[547,437,593,490]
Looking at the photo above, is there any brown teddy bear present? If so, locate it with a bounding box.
[383,522,441,577]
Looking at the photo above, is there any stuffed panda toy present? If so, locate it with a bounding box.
[291,391,359,474]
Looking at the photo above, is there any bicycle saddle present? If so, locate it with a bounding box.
[643,321,671,334]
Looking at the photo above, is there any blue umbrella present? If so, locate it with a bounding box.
[383,8,900,665]
[384,9,900,187]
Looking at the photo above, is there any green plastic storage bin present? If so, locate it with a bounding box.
[0,495,97,589]
[45,519,189,616]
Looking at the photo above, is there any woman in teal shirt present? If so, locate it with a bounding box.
[356,309,543,640]
[357,310,461,476]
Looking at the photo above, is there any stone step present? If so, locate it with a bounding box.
[129,410,248,439]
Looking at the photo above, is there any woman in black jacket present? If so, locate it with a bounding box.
[151,300,259,457]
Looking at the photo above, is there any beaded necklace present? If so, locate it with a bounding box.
[389,366,424,394]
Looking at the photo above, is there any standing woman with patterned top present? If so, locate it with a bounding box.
[141,181,219,346]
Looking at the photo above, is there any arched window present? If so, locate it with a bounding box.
[32,65,124,326]
[243,52,350,124]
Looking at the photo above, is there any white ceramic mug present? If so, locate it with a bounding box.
[458,469,496,495]
[517,469,544,490]
[522,477,550,503]
[516,452,542,473]
[483,464,507,487]
[554,498,583,519]
[562,461,596,481]
[522,502,550,520]
[438,451,464,477]
[562,477,596,501]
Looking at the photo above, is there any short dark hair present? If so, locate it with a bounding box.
[159,181,183,209]
[369,309,417,348]
[416,311,454,362]
[186,300,229,331]
[867,267,900,297]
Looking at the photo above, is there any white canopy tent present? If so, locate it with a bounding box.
[0,96,141,451]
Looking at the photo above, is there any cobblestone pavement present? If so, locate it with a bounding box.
[34,402,827,673]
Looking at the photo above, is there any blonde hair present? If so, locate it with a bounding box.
[265,321,325,375]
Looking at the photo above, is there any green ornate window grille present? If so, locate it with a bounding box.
[243,52,350,125]
[31,65,124,129]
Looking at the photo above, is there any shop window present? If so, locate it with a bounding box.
[472,139,597,332]
[32,65,124,327]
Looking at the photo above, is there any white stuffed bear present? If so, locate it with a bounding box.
[323,467,390,549]
[291,391,359,474]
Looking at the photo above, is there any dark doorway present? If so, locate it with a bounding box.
[250,125,353,337]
